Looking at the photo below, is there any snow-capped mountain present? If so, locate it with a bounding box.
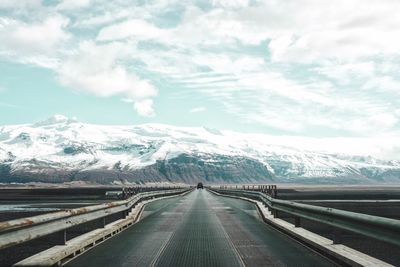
[0,115,399,184]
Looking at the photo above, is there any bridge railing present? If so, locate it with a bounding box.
[210,187,400,247]
[214,184,278,198]
[121,185,187,199]
[0,187,191,250]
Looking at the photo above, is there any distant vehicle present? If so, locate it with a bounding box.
[197,182,204,189]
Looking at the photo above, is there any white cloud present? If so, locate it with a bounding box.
[58,41,157,116]
[260,0,400,62]
[0,16,70,54]
[57,0,91,10]
[88,1,400,133]
[190,107,206,113]
[76,10,132,27]
[171,7,269,46]
[96,19,167,42]
[211,0,250,8]
[172,57,399,135]
[134,99,155,117]
[316,62,375,85]
[87,0,400,68]
[368,113,398,129]
[0,0,41,9]
[1,0,400,136]
[362,76,400,93]
[192,54,265,75]
[130,0,400,62]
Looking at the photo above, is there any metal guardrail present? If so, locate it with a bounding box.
[215,184,278,198]
[121,185,185,199]
[0,187,191,250]
[211,187,400,247]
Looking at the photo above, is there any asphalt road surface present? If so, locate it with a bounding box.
[67,190,336,267]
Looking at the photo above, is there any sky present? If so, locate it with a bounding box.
[0,0,400,139]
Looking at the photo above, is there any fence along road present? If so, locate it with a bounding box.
[67,189,336,267]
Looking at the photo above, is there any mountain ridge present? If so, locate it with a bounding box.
[0,115,399,184]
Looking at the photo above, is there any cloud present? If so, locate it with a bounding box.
[122,97,156,116]
[1,0,400,136]
[97,19,166,42]
[134,99,155,117]
[211,0,250,8]
[0,16,70,55]
[190,107,206,113]
[76,10,132,28]
[316,62,375,85]
[0,0,41,9]
[170,55,399,135]
[58,41,157,116]
[129,0,400,62]
[88,0,400,65]
[368,113,398,129]
[57,0,91,10]
[260,0,400,62]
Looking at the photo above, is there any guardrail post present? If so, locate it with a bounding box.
[272,185,278,198]
[121,210,128,219]
[294,216,301,227]
[129,187,133,197]
[332,228,342,244]
[56,229,67,245]
[273,209,279,218]
[122,188,126,199]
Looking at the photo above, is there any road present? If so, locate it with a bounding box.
[67,190,336,267]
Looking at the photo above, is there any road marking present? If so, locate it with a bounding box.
[149,195,194,267]
[207,193,246,267]
[150,231,174,267]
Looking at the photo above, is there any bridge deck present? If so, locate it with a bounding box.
[67,190,336,267]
